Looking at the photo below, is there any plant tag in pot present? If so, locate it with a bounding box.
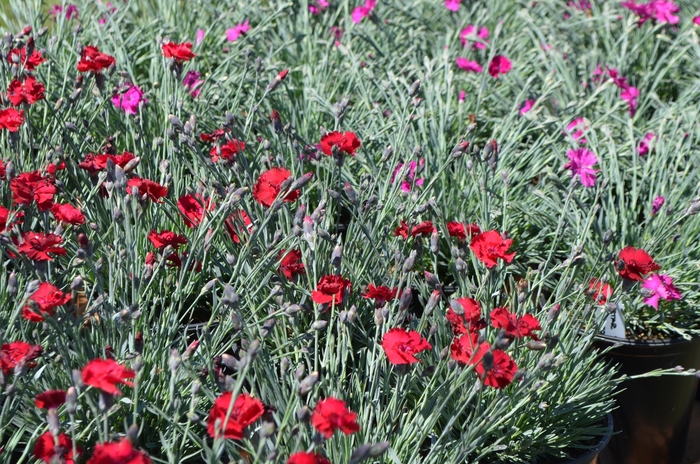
[598,303,626,339]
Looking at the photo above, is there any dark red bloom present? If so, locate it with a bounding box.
[588,279,613,304]
[78,152,136,175]
[253,167,300,208]
[0,341,42,375]
[10,171,55,210]
[86,439,150,464]
[319,131,361,156]
[362,284,398,307]
[76,46,116,73]
[8,47,46,70]
[207,392,264,439]
[475,349,517,389]
[34,389,67,409]
[148,230,188,250]
[0,107,26,131]
[447,221,481,240]
[489,307,541,339]
[161,42,196,61]
[311,274,352,305]
[311,397,360,438]
[488,55,512,78]
[34,431,80,464]
[23,282,71,322]
[51,203,85,225]
[446,297,484,335]
[81,358,135,395]
[126,177,168,202]
[178,193,215,228]
[469,230,515,268]
[287,452,332,464]
[381,328,432,365]
[278,249,306,279]
[210,139,245,163]
[0,206,24,232]
[394,220,435,239]
[449,331,482,364]
[200,129,227,142]
[7,76,46,106]
[18,232,66,261]
[617,246,660,281]
[225,210,253,244]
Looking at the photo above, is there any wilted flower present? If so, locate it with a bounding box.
[278,249,306,279]
[391,159,425,192]
[309,0,330,15]
[183,70,204,97]
[588,279,613,305]
[620,85,639,117]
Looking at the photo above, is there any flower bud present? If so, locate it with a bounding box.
[399,288,413,312]
[296,406,311,422]
[430,230,439,254]
[48,408,61,437]
[350,444,373,464]
[424,290,441,316]
[369,442,390,457]
[298,371,319,395]
[7,272,17,295]
[66,387,77,415]
[311,320,328,331]
[402,250,417,272]
[331,244,343,268]
[169,348,182,373]
[526,340,547,351]
[99,391,114,412]
[343,182,357,204]
[280,357,289,377]
[222,285,239,308]
[409,79,421,97]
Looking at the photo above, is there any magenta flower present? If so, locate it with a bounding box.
[621,85,639,117]
[226,20,250,42]
[391,159,425,193]
[651,196,665,215]
[111,84,147,115]
[183,71,204,98]
[488,55,511,78]
[564,148,598,188]
[519,100,535,115]
[445,0,461,11]
[459,25,489,49]
[592,63,604,84]
[637,132,655,156]
[568,1,591,10]
[196,29,206,46]
[607,68,628,89]
[566,117,588,144]
[351,0,376,23]
[622,0,679,26]
[458,90,466,103]
[310,0,330,14]
[456,58,482,73]
[49,4,79,20]
[694,16,700,26]
[642,274,682,310]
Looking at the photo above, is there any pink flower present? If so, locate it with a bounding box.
[642,274,682,310]
[196,29,206,45]
[459,25,489,49]
[651,196,665,215]
[519,99,535,114]
[568,1,591,10]
[445,0,461,11]
[310,0,330,14]
[607,68,628,89]
[592,63,604,84]
[111,84,147,115]
[566,117,588,144]
[456,58,482,73]
[488,55,511,78]
[564,148,598,188]
[351,0,376,23]
[694,16,700,26]
[459,90,466,103]
[391,159,425,192]
[637,132,655,156]
[651,1,680,24]
[226,20,250,42]
[621,85,639,117]
[50,4,79,20]
[183,71,204,98]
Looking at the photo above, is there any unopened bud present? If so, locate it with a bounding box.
[331,244,343,268]
[311,320,328,331]
[409,79,421,97]
[7,272,18,295]
[298,371,319,395]
[344,182,357,204]
[399,289,413,312]
[402,250,417,272]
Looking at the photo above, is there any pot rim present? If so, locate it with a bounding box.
[596,333,698,347]
[557,413,613,464]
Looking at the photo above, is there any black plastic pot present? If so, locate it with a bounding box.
[556,414,613,464]
[595,335,700,464]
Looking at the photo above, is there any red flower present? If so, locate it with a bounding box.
[34,389,66,409]
[488,55,512,78]
[617,246,660,281]
[225,210,253,244]
[23,282,71,322]
[76,46,116,73]
[51,203,86,225]
[362,284,398,307]
[148,230,188,250]
[8,47,46,70]
[288,452,332,464]
[252,168,301,208]
[0,206,24,232]
[81,358,135,395]
[210,139,245,162]
[469,230,515,268]
[161,42,196,61]
[78,152,135,175]
[475,349,517,389]
[447,222,481,240]
[46,161,67,177]
[311,397,360,438]
[489,307,541,339]
[589,279,613,304]
[0,107,26,131]
[207,392,264,439]
[446,297,484,335]
[34,432,80,464]
[319,131,361,156]
[311,274,352,306]
[10,171,55,210]
[86,439,150,464]
[18,232,66,261]
[449,331,483,364]
[380,327,432,365]
[278,249,306,279]
[126,177,168,203]
[178,193,215,228]
[0,159,6,180]
[0,341,42,375]
[394,220,435,239]
[7,76,46,106]
[200,129,227,142]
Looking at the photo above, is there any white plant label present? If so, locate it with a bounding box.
[598,303,626,339]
